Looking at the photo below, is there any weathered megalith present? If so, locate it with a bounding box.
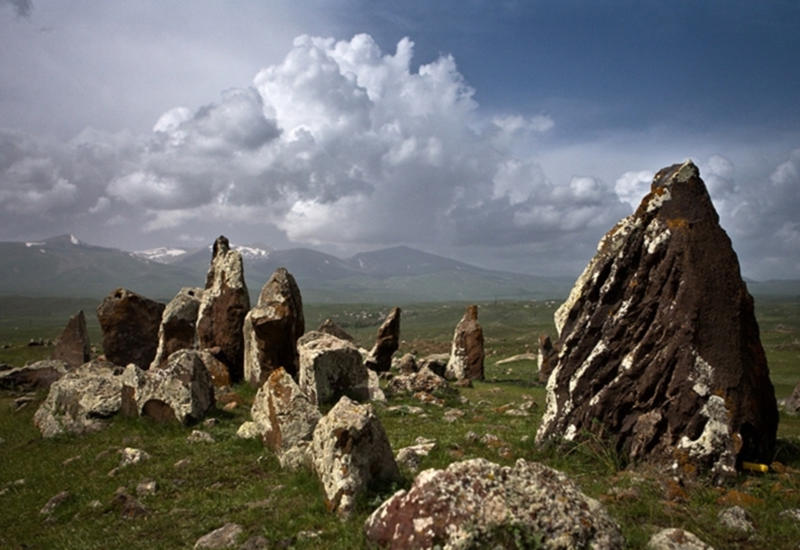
[33,360,125,437]
[445,305,484,381]
[196,236,250,382]
[311,396,400,517]
[150,287,203,369]
[784,381,800,415]
[251,367,321,470]
[535,161,778,479]
[52,310,90,368]
[243,267,304,385]
[121,349,215,424]
[297,331,369,405]
[97,288,164,369]
[364,307,400,372]
[364,458,623,549]
[318,318,354,342]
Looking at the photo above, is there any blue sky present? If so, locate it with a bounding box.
[1,0,798,279]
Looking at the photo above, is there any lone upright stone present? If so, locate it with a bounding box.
[150,287,203,369]
[97,289,164,369]
[364,307,400,373]
[196,236,250,382]
[445,305,484,381]
[52,310,90,368]
[243,268,304,385]
[536,161,778,479]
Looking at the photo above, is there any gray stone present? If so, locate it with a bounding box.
[395,437,436,473]
[647,528,714,550]
[386,366,450,397]
[784,381,800,415]
[194,522,243,549]
[40,490,70,515]
[311,396,399,517]
[298,331,369,406]
[150,287,203,369]
[187,430,215,443]
[120,447,150,467]
[0,359,68,391]
[364,458,623,549]
[718,505,754,533]
[236,421,259,439]
[367,368,386,403]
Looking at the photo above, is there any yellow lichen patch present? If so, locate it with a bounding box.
[652,186,668,196]
[667,218,689,230]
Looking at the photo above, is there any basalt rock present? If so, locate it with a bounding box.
[318,318,353,342]
[97,289,164,369]
[51,310,90,368]
[364,458,623,549]
[243,268,304,385]
[536,161,778,479]
[445,305,484,381]
[150,287,203,369]
[364,307,400,373]
[196,236,250,382]
[297,331,369,405]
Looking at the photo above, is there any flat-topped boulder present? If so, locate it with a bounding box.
[196,236,250,382]
[150,287,203,369]
[51,310,90,368]
[243,267,304,385]
[97,288,164,369]
[536,161,778,479]
[298,331,369,405]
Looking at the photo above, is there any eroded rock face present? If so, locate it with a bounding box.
[243,268,304,385]
[536,161,778,479]
[121,349,215,425]
[0,359,68,390]
[52,310,90,368]
[298,331,369,405]
[97,288,164,369]
[251,367,320,470]
[311,396,399,517]
[364,307,400,372]
[33,360,124,437]
[364,457,623,549]
[445,305,484,381]
[386,366,450,397]
[196,236,250,382]
[150,287,203,369]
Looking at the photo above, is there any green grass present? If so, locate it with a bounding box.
[1,297,799,549]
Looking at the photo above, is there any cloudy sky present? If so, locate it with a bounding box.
[1,0,799,280]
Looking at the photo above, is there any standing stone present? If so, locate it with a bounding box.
[243,268,304,385]
[251,367,321,470]
[364,307,400,373]
[445,305,484,381]
[97,288,164,369]
[311,396,400,517]
[150,287,203,369]
[536,161,778,479]
[297,331,369,405]
[51,310,90,368]
[318,318,354,342]
[784,381,800,415]
[537,334,556,383]
[196,236,250,382]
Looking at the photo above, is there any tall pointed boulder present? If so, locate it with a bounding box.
[196,236,250,382]
[536,161,778,479]
[52,310,90,369]
[364,307,400,373]
[445,305,484,381]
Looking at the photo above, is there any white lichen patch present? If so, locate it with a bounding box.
[569,340,607,394]
[672,160,698,183]
[646,185,671,212]
[678,395,732,466]
[643,218,671,254]
[689,352,713,397]
[536,363,562,443]
[564,424,577,441]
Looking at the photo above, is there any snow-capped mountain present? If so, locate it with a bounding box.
[130,247,188,264]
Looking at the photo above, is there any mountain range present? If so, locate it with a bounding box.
[0,235,575,303]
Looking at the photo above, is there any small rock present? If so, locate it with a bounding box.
[120,447,150,467]
[193,522,243,549]
[40,490,70,515]
[396,438,437,473]
[62,455,81,466]
[174,458,191,469]
[647,528,714,549]
[236,421,260,439]
[239,535,270,550]
[780,508,800,522]
[718,505,754,533]
[465,431,480,443]
[203,418,218,428]
[88,499,103,509]
[136,479,157,497]
[187,430,215,443]
[222,401,237,412]
[443,408,465,423]
[111,488,148,519]
[414,391,444,407]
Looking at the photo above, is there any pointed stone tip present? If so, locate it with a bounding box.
[211,235,230,258]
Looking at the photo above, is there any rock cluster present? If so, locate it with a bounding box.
[445,305,484,381]
[243,267,304,385]
[97,288,164,369]
[536,161,778,478]
[51,310,90,368]
[364,307,400,372]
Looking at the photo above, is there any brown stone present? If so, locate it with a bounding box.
[243,267,304,385]
[97,288,164,369]
[536,161,778,480]
[196,236,250,382]
[445,305,484,381]
[318,318,353,342]
[364,307,400,372]
[51,310,90,368]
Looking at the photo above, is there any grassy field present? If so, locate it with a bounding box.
[1,296,799,549]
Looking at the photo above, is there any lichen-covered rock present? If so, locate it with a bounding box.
[311,396,399,517]
[393,352,418,374]
[33,360,124,437]
[196,236,250,382]
[194,523,243,550]
[121,349,215,424]
[395,437,437,473]
[784,381,800,415]
[536,161,778,480]
[251,367,320,470]
[647,528,714,550]
[367,368,386,402]
[150,287,203,369]
[243,267,304,385]
[97,288,164,369]
[364,307,400,372]
[386,366,450,397]
[364,457,623,549]
[318,318,353,342]
[418,353,449,378]
[52,310,90,368]
[0,359,68,390]
[298,331,369,405]
[445,305,484,381]
[197,350,230,389]
[717,505,754,533]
